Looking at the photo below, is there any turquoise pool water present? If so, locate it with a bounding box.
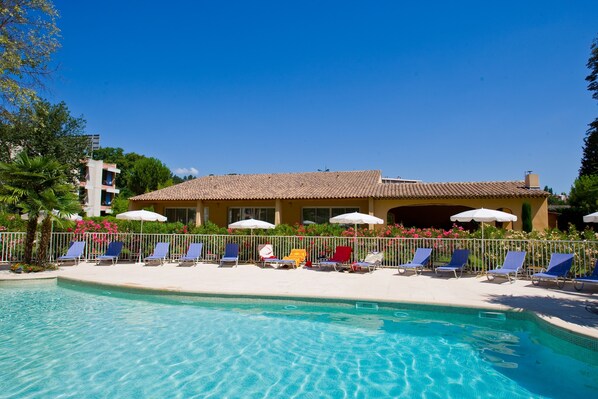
[0,280,596,399]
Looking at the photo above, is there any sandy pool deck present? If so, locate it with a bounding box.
[2,261,598,339]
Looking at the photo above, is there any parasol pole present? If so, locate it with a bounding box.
[481,221,485,270]
[354,223,358,262]
[138,219,144,263]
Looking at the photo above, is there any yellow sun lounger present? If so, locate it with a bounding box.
[282,249,307,268]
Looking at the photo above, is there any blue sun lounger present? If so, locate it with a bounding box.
[178,243,203,266]
[531,253,574,289]
[435,249,470,278]
[144,242,170,265]
[398,248,432,275]
[219,243,239,267]
[573,260,598,291]
[96,241,124,265]
[486,251,527,282]
[57,241,86,265]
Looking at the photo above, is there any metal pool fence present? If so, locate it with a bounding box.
[1,232,597,277]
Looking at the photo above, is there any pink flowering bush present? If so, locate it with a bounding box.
[341,223,469,239]
[69,219,119,250]
[0,213,26,232]
[71,219,119,235]
[2,212,597,243]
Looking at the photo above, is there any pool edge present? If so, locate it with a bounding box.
[57,275,598,347]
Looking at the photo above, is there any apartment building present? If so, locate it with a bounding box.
[80,159,121,216]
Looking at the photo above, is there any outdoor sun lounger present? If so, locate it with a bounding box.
[435,249,470,278]
[318,246,353,271]
[258,244,280,267]
[351,251,384,273]
[96,241,123,265]
[220,243,239,267]
[397,248,432,275]
[260,246,305,269]
[486,251,527,282]
[57,241,86,265]
[531,253,575,289]
[178,243,203,266]
[573,260,598,291]
[144,242,170,265]
[280,249,307,268]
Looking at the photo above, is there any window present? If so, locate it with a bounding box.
[302,207,359,224]
[228,207,275,224]
[101,192,113,206]
[164,208,196,225]
[102,171,114,186]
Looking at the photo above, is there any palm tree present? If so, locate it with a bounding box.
[0,152,81,265]
[36,188,81,266]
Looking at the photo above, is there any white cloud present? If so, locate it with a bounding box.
[174,167,199,176]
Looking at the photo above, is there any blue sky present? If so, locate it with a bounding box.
[49,1,597,193]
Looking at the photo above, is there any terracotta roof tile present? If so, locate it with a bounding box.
[130,170,548,202]
[373,180,548,199]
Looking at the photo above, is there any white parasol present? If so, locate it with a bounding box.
[116,210,167,262]
[329,212,384,258]
[228,218,275,234]
[450,208,517,262]
[583,212,598,223]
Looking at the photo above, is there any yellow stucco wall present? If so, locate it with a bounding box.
[131,196,549,230]
[279,199,370,225]
[374,197,548,230]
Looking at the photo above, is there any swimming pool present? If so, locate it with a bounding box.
[0,280,596,398]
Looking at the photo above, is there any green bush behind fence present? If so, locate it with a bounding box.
[1,232,596,277]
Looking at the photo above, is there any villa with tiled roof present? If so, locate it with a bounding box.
[130,170,549,230]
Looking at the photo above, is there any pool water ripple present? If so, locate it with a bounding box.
[1,280,597,398]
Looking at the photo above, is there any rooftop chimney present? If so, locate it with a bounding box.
[524,171,540,190]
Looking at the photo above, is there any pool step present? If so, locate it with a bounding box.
[478,311,506,321]
[355,302,379,311]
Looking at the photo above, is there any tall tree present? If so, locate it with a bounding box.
[92,147,142,194]
[0,0,60,119]
[128,157,173,195]
[580,38,598,177]
[521,202,533,232]
[0,100,88,177]
[580,121,598,177]
[0,152,79,265]
[36,188,81,266]
[172,174,196,184]
[92,147,183,195]
[569,174,598,212]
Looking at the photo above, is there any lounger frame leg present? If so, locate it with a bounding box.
[573,280,584,291]
[556,278,565,289]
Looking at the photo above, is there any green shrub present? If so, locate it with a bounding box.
[0,212,27,232]
[3,212,598,242]
[522,203,532,232]
[10,263,58,273]
[190,221,228,235]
